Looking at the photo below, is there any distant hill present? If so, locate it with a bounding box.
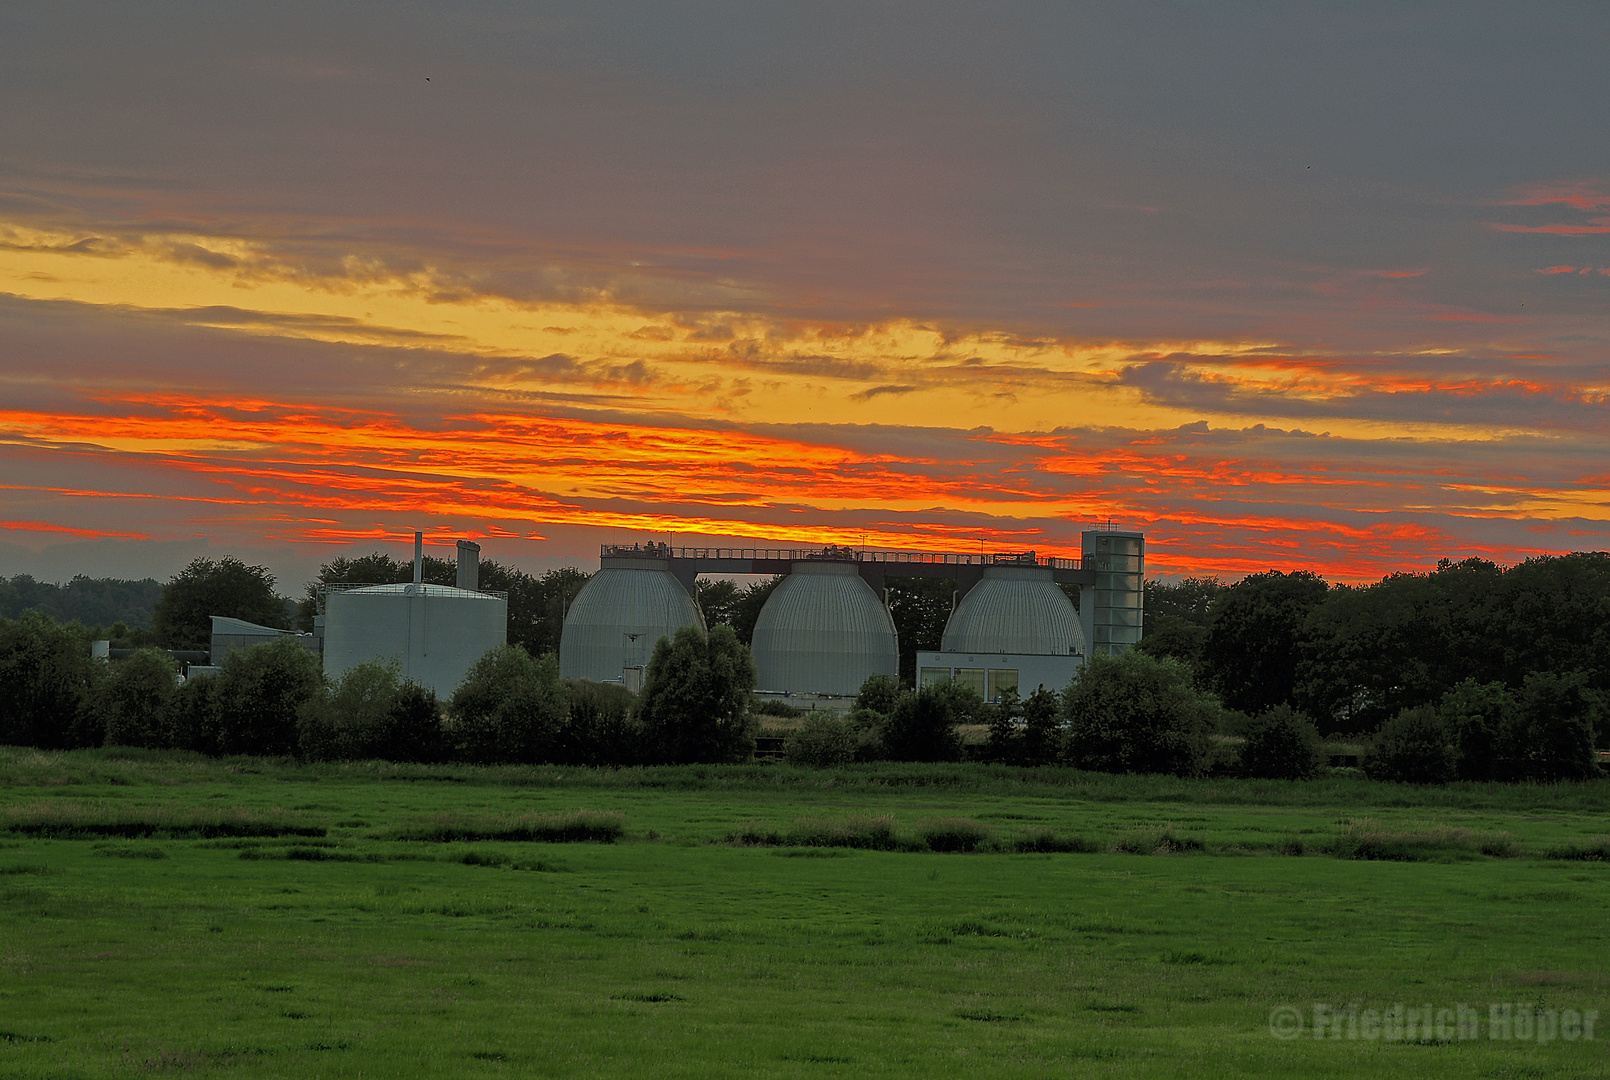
[0,574,164,629]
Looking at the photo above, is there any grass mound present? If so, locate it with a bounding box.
[1,801,325,839]
[383,810,626,843]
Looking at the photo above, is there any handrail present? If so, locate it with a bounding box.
[600,543,1081,571]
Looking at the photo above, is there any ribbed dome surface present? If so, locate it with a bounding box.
[941,566,1085,656]
[559,559,704,682]
[751,562,898,695]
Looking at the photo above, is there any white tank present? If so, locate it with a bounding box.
[323,583,508,698]
[559,558,704,683]
[941,565,1085,655]
[751,561,898,695]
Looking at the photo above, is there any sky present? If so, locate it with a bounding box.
[2,3,1607,590]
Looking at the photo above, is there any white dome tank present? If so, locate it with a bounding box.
[559,557,704,683]
[751,561,898,695]
[941,565,1085,655]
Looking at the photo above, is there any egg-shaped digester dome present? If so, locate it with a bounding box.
[559,558,704,683]
[751,561,898,695]
[940,565,1085,656]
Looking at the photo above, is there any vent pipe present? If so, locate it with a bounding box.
[456,539,481,591]
[413,531,424,584]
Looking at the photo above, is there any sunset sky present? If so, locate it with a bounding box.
[2,4,1607,588]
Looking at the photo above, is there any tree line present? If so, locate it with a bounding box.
[1,549,1603,782]
[1140,554,1608,729]
[0,609,757,767]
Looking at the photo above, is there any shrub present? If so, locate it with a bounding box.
[215,636,324,757]
[296,659,445,763]
[1019,687,1063,766]
[95,649,179,749]
[165,671,222,754]
[1239,704,1323,780]
[298,658,398,761]
[1062,651,1216,777]
[1438,679,1513,782]
[854,673,904,717]
[1363,706,1456,784]
[1497,671,1599,782]
[783,714,856,767]
[636,624,757,764]
[752,698,804,718]
[449,646,568,765]
[559,679,640,767]
[0,612,97,749]
[881,682,968,762]
[842,707,891,761]
[386,681,446,764]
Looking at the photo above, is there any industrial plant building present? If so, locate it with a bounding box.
[201,527,1143,704]
[319,537,506,697]
[560,529,1144,704]
[203,535,508,698]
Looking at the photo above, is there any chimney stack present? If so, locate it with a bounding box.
[413,531,424,584]
[456,539,481,591]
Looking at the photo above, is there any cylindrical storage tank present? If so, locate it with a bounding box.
[941,565,1085,656]
[559,557,704,683]
[751,561,898,695]
[323,583,508,698]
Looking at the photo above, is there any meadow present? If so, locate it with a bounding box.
[0,748,1606,1078]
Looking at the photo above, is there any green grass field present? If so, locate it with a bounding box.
[1,748,1606,1078]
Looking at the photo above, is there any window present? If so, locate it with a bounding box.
[955,668,986,697]
[988,669,1018,701]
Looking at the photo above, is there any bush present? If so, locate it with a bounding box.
[752,698,804,718]
[1062,651,1216,777]
[559,679,640,767]
[97,649,179,749]
[881,682,968,762]
[784,714,856,767]
[1363,706,1457,784]
[854,674,903,717]
[165,671,222,754]
[387,682,447,764]
[449,646,568,765]
[0,612,97,749]
[1497,671,1599,782]
[1019,687,1062,766]
[297,659,445,763]
[636,624,757,764]
[1439,679,1513,781]
[215,636,324,757]
[1239,704,1323,780]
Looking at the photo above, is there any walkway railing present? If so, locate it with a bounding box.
[601,544,1080,571]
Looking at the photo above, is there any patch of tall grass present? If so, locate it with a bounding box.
[0,800,324,839]
[381,810,626,843]
[1319,818,1521,862]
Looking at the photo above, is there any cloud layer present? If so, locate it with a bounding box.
[1,6,1607,585]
